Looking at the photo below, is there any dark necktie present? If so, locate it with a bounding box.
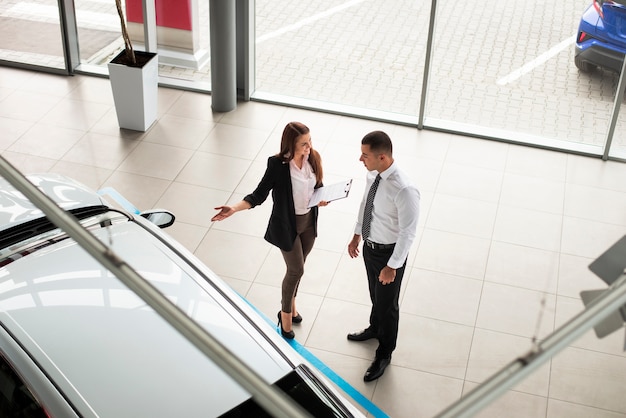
[362,174,381,240]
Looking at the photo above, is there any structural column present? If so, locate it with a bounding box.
[210,0,236,112]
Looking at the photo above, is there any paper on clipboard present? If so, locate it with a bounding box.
[308,179,353,208]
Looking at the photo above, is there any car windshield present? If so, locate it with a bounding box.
[0,208,126,268]
[0,205,110,251]
[219,364,354,417]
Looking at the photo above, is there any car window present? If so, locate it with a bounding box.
[600,0,626,6]
[0,356,47,418]
[219,365,353,417]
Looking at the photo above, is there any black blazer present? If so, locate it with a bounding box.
[243,156,320,252]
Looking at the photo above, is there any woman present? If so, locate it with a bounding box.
[211,122,327,339]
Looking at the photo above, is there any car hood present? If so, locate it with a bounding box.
[0,220,288,417]
[0,173,107,234]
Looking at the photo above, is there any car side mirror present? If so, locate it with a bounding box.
[139,210,175,229]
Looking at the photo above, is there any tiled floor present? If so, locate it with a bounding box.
[2,65,626,418]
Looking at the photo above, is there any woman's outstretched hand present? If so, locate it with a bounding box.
[211,206,235,221]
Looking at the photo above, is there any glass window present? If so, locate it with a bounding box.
[0,356,47,418]
[254,1,427,119]
[424,0,608,154]
[0,0,66,69]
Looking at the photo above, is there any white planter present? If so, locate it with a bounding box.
[108,50,158,132]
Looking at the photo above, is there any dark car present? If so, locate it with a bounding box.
[575,0,626,72]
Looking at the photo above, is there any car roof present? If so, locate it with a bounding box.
[0,181,293,417]
[0,173,107,234]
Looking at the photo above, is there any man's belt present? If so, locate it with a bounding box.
[364,240,395,250]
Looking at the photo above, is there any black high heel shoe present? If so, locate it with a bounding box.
[277,311,295,339]
[292,313,303,324]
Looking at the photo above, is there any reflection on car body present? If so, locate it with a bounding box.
[0,173,364,417]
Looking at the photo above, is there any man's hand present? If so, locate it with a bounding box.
[379,266,396,285]
[348,234,361,258]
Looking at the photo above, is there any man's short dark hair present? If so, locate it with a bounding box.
[362,130,392,155]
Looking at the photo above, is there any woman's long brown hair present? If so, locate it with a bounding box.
[277,122,323,186]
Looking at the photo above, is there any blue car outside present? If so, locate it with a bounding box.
[575,0,626,73]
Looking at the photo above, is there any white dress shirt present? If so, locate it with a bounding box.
[355,162,420,269]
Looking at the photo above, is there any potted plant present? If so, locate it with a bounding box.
[108,0,158,131]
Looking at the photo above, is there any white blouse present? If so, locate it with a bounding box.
[289,157,316,215]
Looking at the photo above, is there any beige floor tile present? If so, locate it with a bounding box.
[476,282,556,339]
[8,123,84,159]
[485,241,559,294]
[391,125,451,162]
[40,98,110,131]
[49,160,112,190]
[414,229,491,279]
[307,298,379,361]
[445,136,509,171]
[372,366,464,418]
[398,156,443,193]
[143,113,215,150]
[550,347,626,414]
[547,398,626,418]
[65,75,115,105]
[175,151,252,191]
[493,205,563,252]
[564,183,626,226]
[436,162,504,203]
[100,171,171,211]
[566,154,626,193]
[61,132,140,170]
[0,67,38,89]
[164,221,208,254]
[506,144,568,182]
[322,140,370,179]
[117,141,194,180]
[0,90,61,122]
[315,208,358,253]
[209,193,273,237]
[554,296,626,358]
[402,268,482,326]
[219,100,287,130]
[426,193,498,239]
[0,117,31,150]
[165,90,222,122]
[561,216,624,259]
[2,150,57,174]
[464,381,548,418]
[155,181,231,227]
[557,253,603,298]
[194,229,271,281]
[394,313,474,379]
[325,256,371,306]
[198,123,271,160]
[466,328,551,397]
[500,172,565,214]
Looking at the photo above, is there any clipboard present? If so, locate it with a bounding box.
[308,179,353,208]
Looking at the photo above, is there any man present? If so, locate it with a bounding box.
[347,130,420,382]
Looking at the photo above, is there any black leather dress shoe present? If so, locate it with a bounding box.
[363,357,391,382]
[347,328,377,341]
